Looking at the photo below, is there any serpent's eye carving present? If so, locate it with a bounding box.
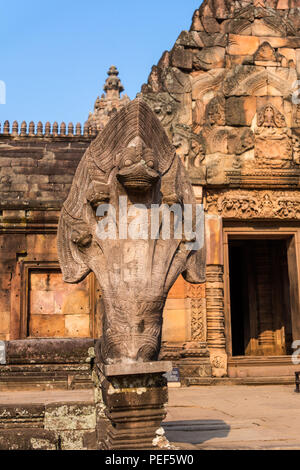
[118,147,137,169]
[71,231,92,249]
[143,148,157,171]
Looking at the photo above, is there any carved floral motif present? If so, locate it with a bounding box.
[186,283,206,343]
[211,355,227,370]
[190,298,206,342]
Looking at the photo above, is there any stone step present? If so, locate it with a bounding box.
[0,390,101,450]
[185,376,296,386]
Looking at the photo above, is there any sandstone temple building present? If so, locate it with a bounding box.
[1,0,300,389]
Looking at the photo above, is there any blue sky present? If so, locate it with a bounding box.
[0,0,201,126]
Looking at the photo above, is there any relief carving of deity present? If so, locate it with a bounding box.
[255,104,292,168]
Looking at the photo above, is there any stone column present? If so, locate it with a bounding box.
[94,353,172,450]
[205,215,227,377]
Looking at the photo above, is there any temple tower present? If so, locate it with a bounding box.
[87,66,130,131]
[141,0,300,379]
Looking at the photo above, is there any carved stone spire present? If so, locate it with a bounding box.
[103,65,125,100]
[87,66,130,132]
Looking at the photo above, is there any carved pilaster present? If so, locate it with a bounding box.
[206,264,227,377]
[187,283,207,343]
[177,283,212,384]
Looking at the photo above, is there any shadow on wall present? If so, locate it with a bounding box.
[163,420,231,445]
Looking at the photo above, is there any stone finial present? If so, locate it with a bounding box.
[60,122,66,136]
[91,122,97,137]
[104,65,124,100]
[75,123,81,136]
[20,121,27,136]
[45,122,51,136]
[68,122,74,136]
[28,121,35,136]
[94,97,101,111]
[83,121,90,137]
[3,120,10,135]
[52,122,58,136]
[37,121,43,136]
[12,121,18,136]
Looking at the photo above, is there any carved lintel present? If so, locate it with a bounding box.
[207,190,300,220]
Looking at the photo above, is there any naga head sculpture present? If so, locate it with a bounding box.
[58,99,205,365]
[116,136,160,192]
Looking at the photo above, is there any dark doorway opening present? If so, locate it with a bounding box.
[229,239,293,357]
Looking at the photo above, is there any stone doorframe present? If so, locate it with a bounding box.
[223,225,300,361]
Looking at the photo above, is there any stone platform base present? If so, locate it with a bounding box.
[1,340,298,392]
[228,356,300,380]
[0,391,102,450]
[0,339,95,391]
[0,359,174,450]
[97,361,173,450]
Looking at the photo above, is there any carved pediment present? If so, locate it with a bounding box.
[254,42,277,63]
[201,125,254,156]
[224,67,296,97]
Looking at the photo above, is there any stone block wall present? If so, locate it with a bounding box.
[0,401,99,450]
[0,134,92,209]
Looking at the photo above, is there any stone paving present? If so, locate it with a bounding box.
[164,385,300,450]
[0,385,299,450]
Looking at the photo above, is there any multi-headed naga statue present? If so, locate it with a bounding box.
[58,99,205,365]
